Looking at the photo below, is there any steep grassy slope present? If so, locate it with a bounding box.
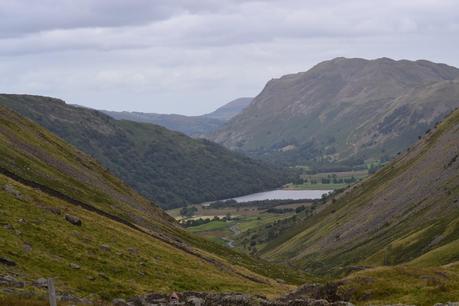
[257,108,459,275]
[0,105,307,301]
[102,97,251,137]
[0,94,291,209]
[212,58,459,166]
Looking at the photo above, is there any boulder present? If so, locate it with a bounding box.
[70,263,81,269]
[112,298,129,306]
[65,214,82,226]
[3,184,23,200]
[100,244,111,252]
[23,243,32,254]
[0,275,25,288]
[33,278,48,288]
[187,296,205,306]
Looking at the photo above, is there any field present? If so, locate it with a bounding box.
[167,201,309,249]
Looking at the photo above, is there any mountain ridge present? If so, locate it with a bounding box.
[102,97,252,137]
[211,57,459,167]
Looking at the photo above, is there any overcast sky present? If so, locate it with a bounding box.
[1,0,458,115]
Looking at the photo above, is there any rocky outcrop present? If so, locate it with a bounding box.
[121,291,354,306]
[65,214,82,226]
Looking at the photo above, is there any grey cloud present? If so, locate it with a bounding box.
[0,0,458,114]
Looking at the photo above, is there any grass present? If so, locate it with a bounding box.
[0,175,290,300]
[254,109,459,277]
[341,264,459,306]
[0,106,310,301]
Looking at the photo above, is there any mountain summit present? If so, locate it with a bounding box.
[211,58,459,166]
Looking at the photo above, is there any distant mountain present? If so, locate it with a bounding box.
[0,104,299,301]
[0,94,290,209]
[203,97,252,121]
[211,58,459,167]
[102,97,252,137]
[101,111,223,137]
[256,108,459,273]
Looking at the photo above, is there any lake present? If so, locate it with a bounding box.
[229,189,331,202]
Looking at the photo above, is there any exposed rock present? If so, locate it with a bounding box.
[143,292,167,304]
[433,303,459,306]
[46,206,62,215]
[3,224,13,230]
[127,247,139,255]
[23,243,32,254]
[70,263,81,269]
[0,257,16,266]
[100,244,111,252]
[33,277,48,288]
[65,214,82,226]
[187,296,205,306]
[0,275,25,288]
[3,184,23,200]
[124,292,355,306]
[112,298,129,306]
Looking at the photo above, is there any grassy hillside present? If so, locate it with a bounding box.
[212,58,459,168]
[256,108,459,276]
[0,94,291,209]
[0,105,310,302]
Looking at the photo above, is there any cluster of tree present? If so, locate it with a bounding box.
[207,198,315,210]
[303,175,357,185]
[179,206,198,217]
[180,215,238,228]
[266,207,294,214]
[0,96,296,210]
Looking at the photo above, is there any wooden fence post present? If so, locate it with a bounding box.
[47,278,57,306]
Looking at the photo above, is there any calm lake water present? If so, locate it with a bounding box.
[229,189,331,202]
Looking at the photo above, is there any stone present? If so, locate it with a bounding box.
[0,275,25,288]
[23,243,32,254]
[3,184,23,200]
[144,292,168,303]
[112,298,129,306]
[187,296,204,306]
[100,244,111,252]
[70,263,81,269]
[58,293,81,303]
[47,207,62,215]
[127,247,139,255]
[3,224,13,230]
[34,277,48,288]
[0,257,16,266]
[65,214,82,226]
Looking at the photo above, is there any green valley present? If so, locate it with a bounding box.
[0,105,308,304]
[0,94,290,210]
